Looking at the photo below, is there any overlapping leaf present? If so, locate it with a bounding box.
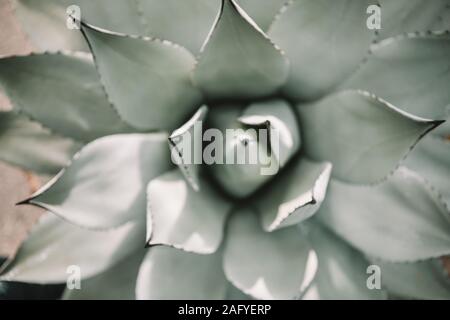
[0,52,134,142]
[223,209,317,299]
[81,23,203,130]
[343,33,450,120]
[297,90,441,184]
[0,111,80,174]
[20,133,172,229]
[269,0,374,100]
[254,158,332,232]
[136,246,227,300]
[0,213,143,284]
[317,167,450,262]
[147,170,231,254]
[192,0,289,100]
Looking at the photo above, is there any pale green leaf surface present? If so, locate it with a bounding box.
[343,34,450,120]
[405,135,450,206]
[81,23,203,130]
[192,0,289,100]
[63,249,145,300]
[255,158,332,232]
[378,0,450,40]
[169,106,208,191]
[0,111,80,174]
[317,167,450,262]
[370,257,450,300]
[147,169,231,254]
[236,0,286,31]
[303,223,387,300]
[223,208,318,299]
[269,0,374,100]
[23,133,172,229]
[13,0,87,51]
[136,246,227,300]
[0,52,134,142]
[137,0,219,54]
[0,213,143,284]
[297,90,441,184]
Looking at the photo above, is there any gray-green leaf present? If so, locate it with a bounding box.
[405,135,450,206]
[21,133,172,229]
[269,0,374,101]
[317,167,450,262]
[136,246,227,300]
[81,23,203,130]
[63,249,145,300]
[236,0,286,31]
[0,213,143,283]
[0,111,80,174]
[13,0,87,51]
[343,33,450,120]
[378,0,450,40]
[303,222,387,300]
[0,52,134,142]
[369,257,450,300]
[254,158,332,232]
[192,0,289,100]
[147,169,231,254]
[223,208,318,299]
[136,0,219,54]
[297,90,441,184]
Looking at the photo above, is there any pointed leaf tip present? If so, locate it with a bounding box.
[298,90,442,184]
[80,22,203,130]
[192,0,289,100]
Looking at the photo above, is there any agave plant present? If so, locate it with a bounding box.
[0,0,450,300]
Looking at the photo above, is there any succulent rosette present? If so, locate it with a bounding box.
[0,0,450,300]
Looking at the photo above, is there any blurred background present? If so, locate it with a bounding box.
[0,0,65,299]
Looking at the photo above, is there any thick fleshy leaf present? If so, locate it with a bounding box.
[137,0,219,54]
[169,106,208,191]
[317,167,450,262]
[406,136,450,207]
[378,0,450,40]
[0,111,80,175]
[13,0,87,51]
[192,0,289,100]
[20,133,172,229]
[136,246,227,300]
[63,249,145,300]
[146,170,231,254]
[369,258,450,300]
[223,209,318,300]
[343,33,450,120]
[81,23,203,130]
[226,283,253,300]
[238,99,301,167]
[236,0,286,31]
[73,0,145,35]
[434,112,450,137]
[255,158,332,232]
[0,213,143,284]
[268,0,374,101]
[303,223,387,300]
[297,90,441,184]
[207,105,279,198]
[0,52,134,142]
